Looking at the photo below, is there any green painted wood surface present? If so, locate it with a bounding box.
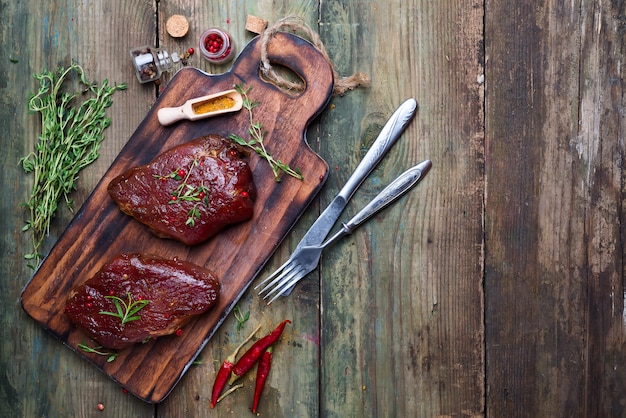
[1,0,625,417]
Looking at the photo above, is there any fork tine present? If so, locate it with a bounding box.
[262,265,305,301]
[257,261,300,295]
[254,257,294,290]
[266,269,308,304]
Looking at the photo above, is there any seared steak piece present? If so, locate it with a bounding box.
[64,253,220,350]
[108,134,256,245]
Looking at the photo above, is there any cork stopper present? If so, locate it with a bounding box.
[245,15,268,34]
[166,15,189,38]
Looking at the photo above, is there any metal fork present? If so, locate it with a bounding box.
[257,159,432,304]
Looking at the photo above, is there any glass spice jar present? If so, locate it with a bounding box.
[199,28,235,64]
[129,46,176,83]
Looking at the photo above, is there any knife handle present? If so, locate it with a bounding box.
[317,160,432,249]
[337,98,417,201]
[343,160,431,233]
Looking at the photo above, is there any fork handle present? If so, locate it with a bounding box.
[341,160,432,234]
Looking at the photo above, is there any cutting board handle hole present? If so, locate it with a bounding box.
[259,63,305,98]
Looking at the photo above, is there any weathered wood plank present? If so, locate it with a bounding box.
[156,2,324,417]
[485,0,626,416]
[2,0,156,416]
[319,1,485,416]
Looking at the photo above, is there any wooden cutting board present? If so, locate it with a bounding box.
[20,32,334,403]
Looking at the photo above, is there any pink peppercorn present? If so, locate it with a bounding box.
[199,28,234,64]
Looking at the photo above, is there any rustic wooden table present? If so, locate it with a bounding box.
[2,1,624,417]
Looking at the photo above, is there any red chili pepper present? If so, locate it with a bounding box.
[251,346,273,413]
[229,319,290,384]
[210,325,260,408]
[210,362,232,409]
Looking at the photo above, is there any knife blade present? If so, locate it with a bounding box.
[279,98,418,295]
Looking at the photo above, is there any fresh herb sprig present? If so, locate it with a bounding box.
[233,306,250,333]
[153,158,209,227]
[20,63,126,267]
[77,341,118,362]
[99,292,150,327]
[230,84,303,182]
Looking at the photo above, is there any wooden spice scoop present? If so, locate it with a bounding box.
[157,89,243,126]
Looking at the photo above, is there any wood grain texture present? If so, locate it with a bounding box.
[485,0,626,416]
[2,1,155,417]
[156,2,325,416]
[4,0,626,416]
[318,1,484,416]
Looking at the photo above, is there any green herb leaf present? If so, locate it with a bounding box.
[112,298,124,317]
[99,293,150,327]
[78,341,118,362]
[233,306,250,333]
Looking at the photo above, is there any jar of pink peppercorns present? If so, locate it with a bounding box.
[199,28,235,64]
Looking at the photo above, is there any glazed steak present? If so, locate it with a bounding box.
[64,253,220,350]
[108,134,256,245]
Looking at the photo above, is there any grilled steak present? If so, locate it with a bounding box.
[64,253,220,350]
[108,134,256,245]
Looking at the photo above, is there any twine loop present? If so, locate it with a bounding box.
[259,15,370,96]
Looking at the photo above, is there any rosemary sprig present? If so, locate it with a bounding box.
[20,63,126,267]
[77,341,118,363]
[229,84,303,182]
[99,292,150,327]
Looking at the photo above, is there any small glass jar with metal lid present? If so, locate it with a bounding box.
[130,46,176,83]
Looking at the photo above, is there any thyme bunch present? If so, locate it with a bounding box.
[20,63,126,266]
[229,84,303,182]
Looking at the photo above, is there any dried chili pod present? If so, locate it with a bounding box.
[229,319,290,384]
[251,346,273,413]
[210,325,260,408]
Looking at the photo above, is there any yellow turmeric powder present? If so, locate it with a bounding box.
[192,96,235,114]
